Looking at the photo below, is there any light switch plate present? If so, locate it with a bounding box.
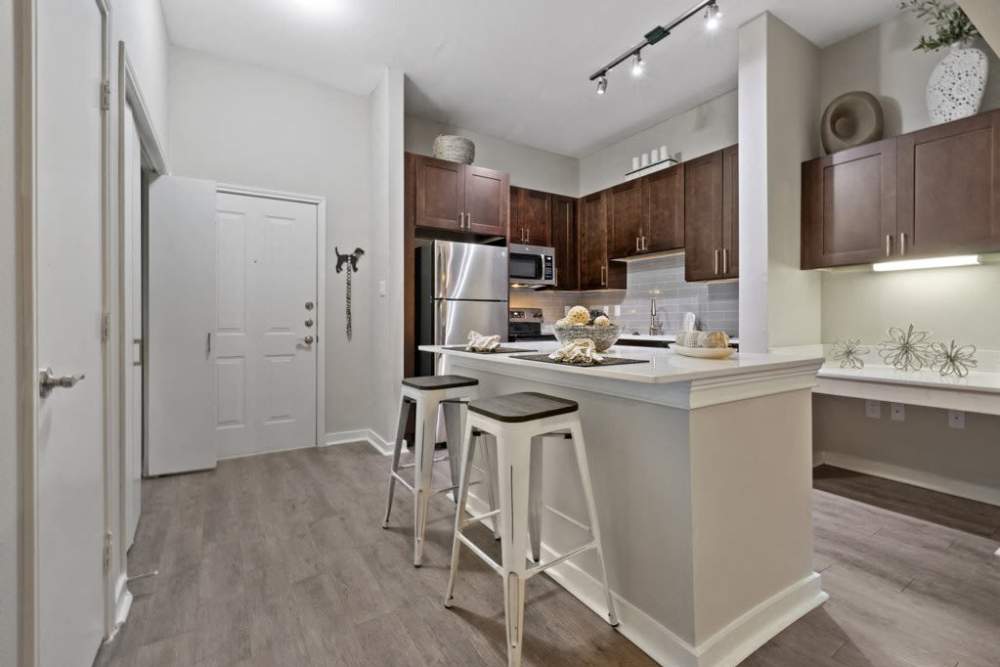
[890,403,906,422]
[948,410,966,429]
[865,400,881,419]
[378,280,386,297]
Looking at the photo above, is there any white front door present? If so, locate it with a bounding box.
[36,0,107,663]
[123,103,142,547]
[214,192,319,458]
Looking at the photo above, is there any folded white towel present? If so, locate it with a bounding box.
[467,330,501,352]
[548,339,605,365]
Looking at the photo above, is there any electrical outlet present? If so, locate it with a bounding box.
[865,400,881,419]
[613,305,621,317]
[378,280,387,297]
[890,403,906,422]
[948,410,966,429]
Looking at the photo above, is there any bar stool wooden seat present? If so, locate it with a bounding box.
[382,375,499,567]
[443,391,618,667]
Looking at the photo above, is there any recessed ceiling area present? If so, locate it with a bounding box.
[161,0,901,157]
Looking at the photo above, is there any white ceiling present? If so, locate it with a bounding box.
[161,0,901,158]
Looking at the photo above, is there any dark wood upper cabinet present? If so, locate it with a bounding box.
[578,192,624,290]
[897,110,1000,258]
[684,147,738,282]
[551,195,578,290]
[609,180,643,258]
[464,165,509,236]
[410,153,508,236]
[801,139,897,269]
[722,146,739,278]
[510,187,551,246]
[413,154,465,232]
[802,109,1000,269]
[643,163,685,253]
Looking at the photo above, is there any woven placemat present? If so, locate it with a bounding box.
[512,354,649,367]
[443,346,536,354]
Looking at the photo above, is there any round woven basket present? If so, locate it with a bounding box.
[433,135,475,164]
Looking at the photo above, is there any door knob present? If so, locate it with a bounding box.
[303,335,314,345]
[39,368,85,398]
[305,301,314,311]
[305,318,314,327]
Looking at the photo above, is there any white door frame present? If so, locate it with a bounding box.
[216,183,327,449]
[15,0,113,663]
[105,40,170,638]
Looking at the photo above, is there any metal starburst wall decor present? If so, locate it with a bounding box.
[878,324,933,371]
[831,339,870,369]
[931,340,978,378]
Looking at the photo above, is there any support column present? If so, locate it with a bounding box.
[737,13,823,352]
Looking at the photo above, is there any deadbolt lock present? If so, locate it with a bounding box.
[305,319,314,327]
[305,301,314,311]
[303,335,314,345]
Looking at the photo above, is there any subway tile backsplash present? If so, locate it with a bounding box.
[509,254,739,336]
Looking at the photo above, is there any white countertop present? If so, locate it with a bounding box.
[423,341,821,387]
[770,344,1000,415]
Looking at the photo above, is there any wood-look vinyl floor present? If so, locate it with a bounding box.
[94,447,1000,667]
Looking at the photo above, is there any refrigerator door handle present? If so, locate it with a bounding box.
[436,299,447,346]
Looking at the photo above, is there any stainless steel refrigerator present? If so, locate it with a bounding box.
[416,240,508,375]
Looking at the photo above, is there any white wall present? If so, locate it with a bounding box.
[815,396,1000,507]
[1,0,18,661]
[960,0,1000,53]
[405,115,579,197]
[369,69,406,446]
[818,11,1000,350]
[578,90,738,196]
[820,9,1000,139]
[168,46,375,438]
[114,0,170,153]
[738,13,822,353]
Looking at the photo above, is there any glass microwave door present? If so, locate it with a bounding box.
[509,253,542,280]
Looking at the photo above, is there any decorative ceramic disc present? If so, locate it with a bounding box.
[927,46,989,124]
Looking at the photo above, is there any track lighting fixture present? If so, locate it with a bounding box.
[631,51,645,78]
[704,2,722,31]
[589,0,722,95]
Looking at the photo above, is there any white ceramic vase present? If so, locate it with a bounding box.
[926,41,989,125]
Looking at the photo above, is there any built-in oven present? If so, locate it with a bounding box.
[508,244,556,288]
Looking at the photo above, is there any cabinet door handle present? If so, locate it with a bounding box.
[642,236,647,252]
[714,249,720,275]
[636,237,640,253]
[885,234,893,257]
[600,265,607,286]
[900,232,907,256]
[722,248,729,275]
[466,212,472,229]
[526,228,530,244]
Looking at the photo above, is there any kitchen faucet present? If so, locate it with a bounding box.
[649,293,664,336]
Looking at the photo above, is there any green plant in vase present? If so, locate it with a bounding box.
[899,0,979,51]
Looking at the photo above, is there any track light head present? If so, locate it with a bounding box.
[704,2,722,31]
[596,74,608,95]
[631,51,645,78]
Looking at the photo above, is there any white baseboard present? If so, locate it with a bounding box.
[819,450,1000,507]
[324,429,394,455]
[107,573,133,641]
[462,495,826,666]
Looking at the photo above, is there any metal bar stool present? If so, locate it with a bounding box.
[382,375,499,567]
[443,392,618,667]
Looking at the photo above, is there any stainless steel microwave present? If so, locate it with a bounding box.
[508,244,556,288]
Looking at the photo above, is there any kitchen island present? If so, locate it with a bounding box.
[422,342,827,667]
